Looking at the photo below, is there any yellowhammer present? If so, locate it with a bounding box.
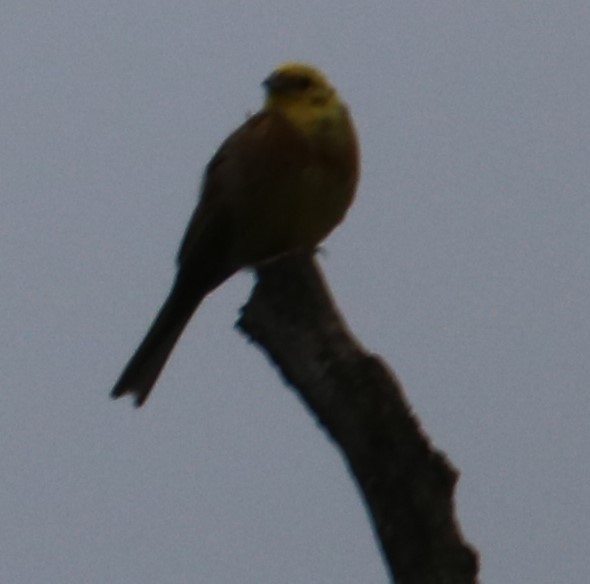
[111,63,360,406]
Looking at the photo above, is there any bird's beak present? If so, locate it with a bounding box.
[262,72,281,93]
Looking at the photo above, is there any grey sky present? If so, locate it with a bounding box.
[1,2,588,582]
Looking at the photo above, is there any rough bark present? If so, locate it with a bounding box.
[237,253,479,584]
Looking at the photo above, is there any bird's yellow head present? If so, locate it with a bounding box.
[262,63,348,139]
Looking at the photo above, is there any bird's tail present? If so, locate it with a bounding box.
[111,286,204,407]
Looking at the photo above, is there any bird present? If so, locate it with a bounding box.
[111,62,360,407]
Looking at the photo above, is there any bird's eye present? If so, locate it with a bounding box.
[293,75,312,90]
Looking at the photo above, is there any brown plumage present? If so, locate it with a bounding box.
[111,63,359,406]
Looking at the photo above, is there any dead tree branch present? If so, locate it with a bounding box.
[237,253,479,584]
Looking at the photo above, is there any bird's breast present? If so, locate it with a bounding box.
[234,154,357,265]
[221,108,359,266]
